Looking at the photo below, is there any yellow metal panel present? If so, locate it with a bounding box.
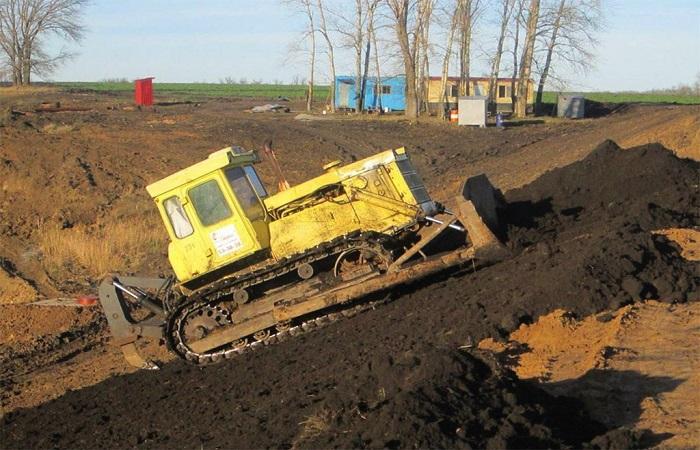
[263,171,340,211]
[268,152,422,259]
[154,169,269,283]
[269,194,418,258]
[270,202,357,258]
[263,148,401,212]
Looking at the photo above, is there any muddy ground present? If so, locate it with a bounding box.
[0,88,698,448]
[481,297,700,449]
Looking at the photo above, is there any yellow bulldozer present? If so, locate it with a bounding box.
[99,145,507,368]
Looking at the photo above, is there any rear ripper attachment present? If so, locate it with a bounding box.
[99,146,507,367]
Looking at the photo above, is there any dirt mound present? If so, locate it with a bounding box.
[500,140,698,311]
[0,305,106,404]
[1,344,616,449]
[655,228,700,261]
[480,301,700,448]
[617,106,700,161]
[0,304,167,414]
[505,139,697,233]
[2,141,696,448]
[297,345,609,449]
[0,304,99,346]
[0,258,37,304]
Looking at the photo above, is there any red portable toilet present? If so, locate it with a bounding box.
[134,77,155,106]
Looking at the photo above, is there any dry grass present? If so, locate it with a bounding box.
[41,123,75,134]
[0,85,58,99]
[0,270,37,304]
[292,409,336,449]
[39,216,166,280]
[0,174,29,194]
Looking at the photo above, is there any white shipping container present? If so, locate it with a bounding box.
[458,96,488,127]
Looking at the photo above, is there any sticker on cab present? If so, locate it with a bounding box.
[210,224,243,256]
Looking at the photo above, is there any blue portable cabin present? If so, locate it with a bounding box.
[334,75,406,111]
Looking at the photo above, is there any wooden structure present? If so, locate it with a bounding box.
[426,77,534,114]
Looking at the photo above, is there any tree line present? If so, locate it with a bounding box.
[287,0,603,118]
[0,0,603,121]
[0,0,86,86]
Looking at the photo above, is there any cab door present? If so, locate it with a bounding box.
[222,165,270,252]
[186,173,263,270]
[159,194,211,281]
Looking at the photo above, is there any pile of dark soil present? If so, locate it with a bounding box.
[297,345,613,449]
[502,140,698,312]
[2,141,696,449]
[582,100,629,118]
[0,345,621,449]
[536,99,627,118]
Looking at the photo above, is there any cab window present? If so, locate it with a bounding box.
[189,180,232,226]
[226,167,265,220]
[243,166,267,198]
[163,196,194,238]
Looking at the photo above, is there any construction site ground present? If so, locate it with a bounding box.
[1,88,698,448]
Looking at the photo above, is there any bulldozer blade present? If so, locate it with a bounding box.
[456,174,509,262]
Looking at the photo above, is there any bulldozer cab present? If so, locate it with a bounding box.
[146,147,271,286]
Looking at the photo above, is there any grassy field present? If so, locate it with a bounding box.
[57,81,331,101]
[541,91,700,105]
[54,82,700,105]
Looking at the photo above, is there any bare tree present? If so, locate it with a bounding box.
[316,0,336,112]
[0,0,87,86]
[386,0,432,118]
[281,0,316,111]
[415,0,433,112]
[303,0,316,111]
[0,63,9,81]
[533,0,565,114]
[534,0,602,113]
[438,0,461,119]
[352,0,366,111]
[367,0,383,112]
[487,0,515,112]
[386,0,415,117]
[509,0,526,109]
[359,0,381,111]
[456,0,482,96]
[514,0,539,117]
[329,1,367,112]
[285,0,316,111]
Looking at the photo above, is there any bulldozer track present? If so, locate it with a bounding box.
[172,294,392,366]
[165,233,393,365]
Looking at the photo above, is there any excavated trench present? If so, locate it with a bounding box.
[2,141,698,449]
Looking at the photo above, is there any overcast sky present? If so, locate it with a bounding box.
[46,0,700,92]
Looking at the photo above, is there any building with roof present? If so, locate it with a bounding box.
[334,75,534,114]
[426,77,534,114]
[334,75,406,112]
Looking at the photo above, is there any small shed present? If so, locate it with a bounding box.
[134,77,155,106]
[458,96,487,127]
[334,75,406,112]
[557,94,585,118]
